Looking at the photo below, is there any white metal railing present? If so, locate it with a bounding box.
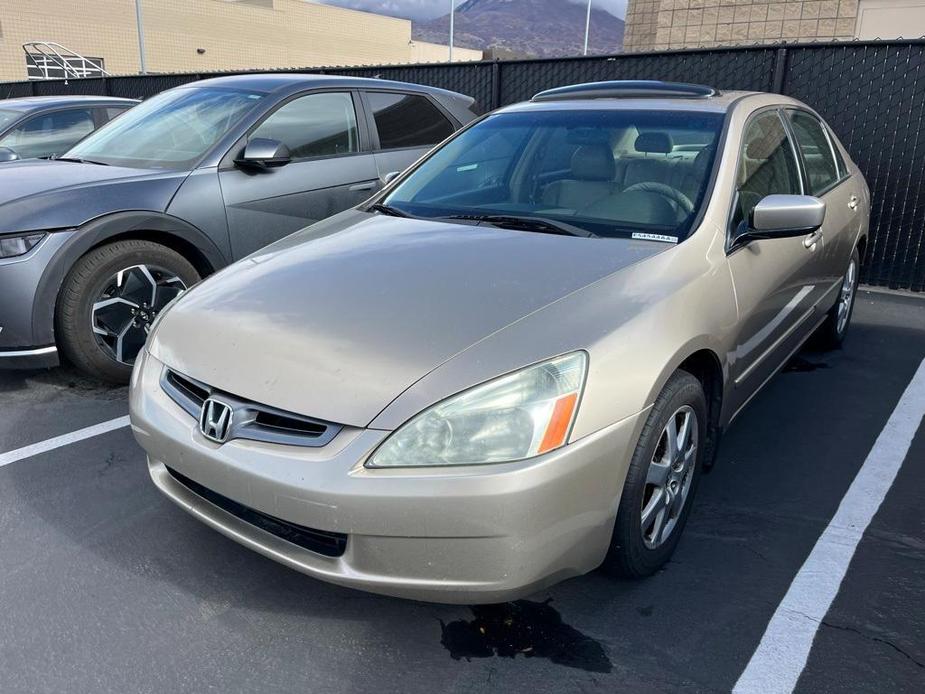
[22,42,110,81]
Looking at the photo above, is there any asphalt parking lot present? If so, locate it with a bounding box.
[1,289,923,694]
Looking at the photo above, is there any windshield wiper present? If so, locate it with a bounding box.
[368,203,408,218]
[54,156,110,166]
[445,214,596,238]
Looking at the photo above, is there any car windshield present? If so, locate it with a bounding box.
[0,109,19,131]
[64,87,264,169]
[382,109,724,239]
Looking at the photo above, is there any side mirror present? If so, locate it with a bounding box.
[235,138,291,170]
[737,194,826,245]
[0,147,20,163]
[381,170,401,185]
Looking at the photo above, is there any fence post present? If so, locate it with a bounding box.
[490,59,501,110]
[771,47,788,93]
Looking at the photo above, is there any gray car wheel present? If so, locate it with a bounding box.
[604,370,706,578]
[56,240,200,383]
[815,246,861,350]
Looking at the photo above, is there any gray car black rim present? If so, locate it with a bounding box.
[91,264,186,365]
[641,405,698,550]
[836,256,858,336]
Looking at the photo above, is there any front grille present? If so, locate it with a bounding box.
[161,368,341,448]
[166,466,348,558]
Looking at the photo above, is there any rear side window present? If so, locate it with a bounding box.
[367,92,454,150]
[0,108,95,159]
[788,110,839,195]
[252,92,358,159]
[732,110,802,232]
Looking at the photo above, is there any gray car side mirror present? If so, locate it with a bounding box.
[735,194,826,247]
[0,146,20,163]
[381,171,401,185]
[236,138,291,170]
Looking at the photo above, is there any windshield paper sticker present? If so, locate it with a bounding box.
[632,232,679,244]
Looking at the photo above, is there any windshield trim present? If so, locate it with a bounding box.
[372,108,732,243]
[62,86,268,171]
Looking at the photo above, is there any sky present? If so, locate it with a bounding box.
[315,0,628,22]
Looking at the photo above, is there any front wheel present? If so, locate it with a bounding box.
[815,246,860,350]
[56,240,200,383]
[603,370,706,578]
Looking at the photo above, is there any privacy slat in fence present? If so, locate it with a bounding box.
[3,41,924,291]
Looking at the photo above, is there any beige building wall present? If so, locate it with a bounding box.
[409,40,483,64]
[0,0,481,82]
[624,0,864,52]
[856,0,925,39]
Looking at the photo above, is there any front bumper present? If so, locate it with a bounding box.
[0,231,75,369]
[130,350,645,604]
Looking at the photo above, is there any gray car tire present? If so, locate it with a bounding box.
[815,246,861,350]
[56,240,200,384]
[604,370,706,578]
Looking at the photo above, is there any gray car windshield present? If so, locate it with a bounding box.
[0,109,19,131]
[64,87,264,169]
[383,109,724,239]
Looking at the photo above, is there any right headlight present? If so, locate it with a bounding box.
[0,233,46,259]
[367,351,587,468]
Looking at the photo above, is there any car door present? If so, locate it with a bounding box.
[0,107,96,159]
[785,109,859,289]
[362,90,457,183]
[725,108,829,416]
[218,90,379,259]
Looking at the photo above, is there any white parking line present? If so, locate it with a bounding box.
[733,357,925,694]
[0,416,131,469]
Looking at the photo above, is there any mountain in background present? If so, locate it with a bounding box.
[413,0,625,59]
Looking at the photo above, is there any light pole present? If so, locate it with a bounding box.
[135,0,148,74]
[583,0,592,56]
[449,0,455,62]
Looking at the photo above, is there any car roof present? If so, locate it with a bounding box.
[185,72,465,99]
[498,89,757,115]
[0,95,138,112]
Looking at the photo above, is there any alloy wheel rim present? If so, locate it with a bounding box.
[90,264,186,365]
[641,405,698,550]
[836,257,857,336]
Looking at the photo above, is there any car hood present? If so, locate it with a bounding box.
[0,159,188,231]
[149,213,669,428]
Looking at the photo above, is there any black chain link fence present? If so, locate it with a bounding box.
[2,40,924,291]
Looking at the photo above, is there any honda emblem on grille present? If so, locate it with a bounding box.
[200,398,233,443]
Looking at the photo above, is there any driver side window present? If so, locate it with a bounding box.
[731,111,802,233]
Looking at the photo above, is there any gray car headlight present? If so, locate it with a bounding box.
[0,233,46,259]
[367,352,588,468]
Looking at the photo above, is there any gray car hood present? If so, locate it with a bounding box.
[149,213,667,428]
[0,159,188,231]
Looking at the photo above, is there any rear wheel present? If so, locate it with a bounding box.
[56,240,199,383]
[815,246,860,350]
[603,370,706,578]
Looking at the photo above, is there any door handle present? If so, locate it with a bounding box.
[349,182,377,192]
[803,230,823,249]
[848,195,859,210]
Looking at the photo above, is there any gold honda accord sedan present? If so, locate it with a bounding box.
[129,81,869,603]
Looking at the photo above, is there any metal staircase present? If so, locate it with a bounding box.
[22,42,110,81]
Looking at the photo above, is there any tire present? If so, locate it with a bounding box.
[815,246,860,350]
[603,370,707,578]
[56,240,200,383]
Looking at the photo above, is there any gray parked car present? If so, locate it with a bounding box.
[0,95,137,162]
[130,81,869,603]
[0,74,477,380]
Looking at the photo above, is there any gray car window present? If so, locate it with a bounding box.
[0,108,95,159]
[0,109,18,131]
[789,111,839,195]
[251,92,358,159]
[368,92,455,150]
[732,111,802,232]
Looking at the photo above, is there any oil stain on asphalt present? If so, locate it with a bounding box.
[440,599,613,673]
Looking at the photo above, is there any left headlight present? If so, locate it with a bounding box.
[367,351,588,468]
[0,233,46,259]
